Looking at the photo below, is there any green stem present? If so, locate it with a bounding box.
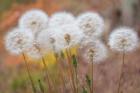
[73,55,79,93]
[66,49,76,93]
[75,66,78,93]
[41,57,53,93]
[22,53,36,93]
[38,79,45,93]
[91,61,93,93]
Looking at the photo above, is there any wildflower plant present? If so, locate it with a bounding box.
[79,39,108,93]
[5,28,36,93]
[108,27,138,52]
[108,27,139,93]
[4,9,140,93]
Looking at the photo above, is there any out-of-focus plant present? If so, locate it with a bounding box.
[108,27,139,93]
[4,8,139,93]
[11,72,43,93]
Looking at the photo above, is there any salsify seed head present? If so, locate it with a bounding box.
[76,12,104,38]
[108,27,139,52]
[57,24,85,48]
[36,28,62,53]
[18,9,49,35]
[48,12,75,28]
[79,39,108,63]
[37,24,85,53]
[5,28,34,55]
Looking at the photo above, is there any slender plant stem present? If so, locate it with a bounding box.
[91,61,94,93]
[68,48,77,93]
[41,57,53,93]
[74,66,78,93]
[117,50,125,93]
[38,79,45,93]
[22,53,36,93]
[60,53,74,92]
[88,77,92,93]
[55,54,67,92]
[75,55,83,93]
[85,73,92,93]
[66,48,76,93]
[73,55,79,93]
[34,45,54,93]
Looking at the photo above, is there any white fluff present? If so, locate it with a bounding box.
[48,12,75,28]
[36,28,62,53]
[5,28,34,55]
[55,24,85,49]
[25,44,43,59]
[79,39,108,63]
[108,27,139,52]
[37,24,85,52]
[77,12,104,38]
[19,9,49,35]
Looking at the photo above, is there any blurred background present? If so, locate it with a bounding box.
[0,0,140,93]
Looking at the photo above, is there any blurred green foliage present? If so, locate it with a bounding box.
[72,55,78,68]
[10,64,60,93]
[0,0,36,11]
[0,0,36,20]
[11,75,28,91]
[85,74,91,87]
[15,0,36,4]
[11,72,43,92]
[0,0,12,12]
[82,87,88,93]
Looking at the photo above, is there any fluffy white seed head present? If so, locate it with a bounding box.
[37,24,85,52]
[48,12,75,27]
[19,9,49,35]
[5,28,34,55]
[55,24,85,49]
[79,39,108,63]
[77,12,104,38]
[108,27,139,52]
[36,28,62,53]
